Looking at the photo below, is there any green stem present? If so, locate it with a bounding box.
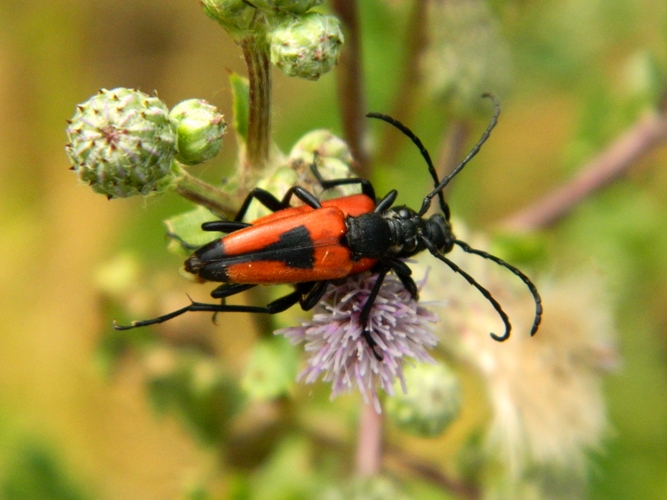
[172,162,237,218]
[241,34,272,173]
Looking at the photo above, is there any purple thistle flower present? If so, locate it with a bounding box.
[275,272,439,412]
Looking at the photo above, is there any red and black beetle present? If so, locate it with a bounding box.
[115,94,543,358]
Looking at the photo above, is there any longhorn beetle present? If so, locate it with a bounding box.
[114,94,543,359]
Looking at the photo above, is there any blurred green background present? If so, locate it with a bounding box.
[1,0,666,498]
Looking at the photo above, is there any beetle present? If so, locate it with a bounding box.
[114,94,543,359]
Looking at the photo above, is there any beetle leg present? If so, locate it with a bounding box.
[210,284,256,324]
[201,221,251,233]
[359,267,391,361]
[309,156,376,201]
[386,258,419,300]
[210,283,257,299]
[113,289,302,331]
[297,280,330,310]
[234,188,287,222]
[281,185,322,209]
[374,190,398,212]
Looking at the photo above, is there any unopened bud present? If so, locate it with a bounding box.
[65,88,177,199]
[200,0,256,35]
[170,99,227,165]
[269,12,344,80]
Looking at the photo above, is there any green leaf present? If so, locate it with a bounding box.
[164,205,221,255]
[230,72,250,143]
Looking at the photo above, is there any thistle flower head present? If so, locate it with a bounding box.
[65,88,177,199]
[275,272,439,413]
[268,12,344,80]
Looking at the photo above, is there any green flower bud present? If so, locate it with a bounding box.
[386,363,461,438]
[200,0,256,35]
[289,129,353,166]
[269,12,344,80]
[170,99,227,165]
[65,88,177,199]
[288,130,356,197]
[253,0,323,15]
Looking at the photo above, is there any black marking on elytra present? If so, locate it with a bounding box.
[188,225,316,280]
[261,225,315,269]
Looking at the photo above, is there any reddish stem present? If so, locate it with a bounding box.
[331,0,370,178]
[355,403,383,476]
[501,111,667,232]
[377,0,428,165]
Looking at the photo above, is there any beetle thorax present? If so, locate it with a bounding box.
[344,207,456,261]
[383,207,455,258]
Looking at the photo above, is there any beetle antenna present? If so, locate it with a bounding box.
[454,239,543,336]
[422,238,511,341]
[417,93,501,217]
[366,112,449,218]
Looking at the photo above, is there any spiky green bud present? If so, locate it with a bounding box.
[65,88,177,199]
[386,363,461,438]
[200,0,256,35]
[269,12,344,80]
[253,0,323,15]
[170,99,227,165]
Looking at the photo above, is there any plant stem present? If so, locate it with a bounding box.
[331,0,370,178]
[501,110,667,232]
[355,403,383,476]
[377,0,428,165]
[241,34,272,173]
[172,162,238,217]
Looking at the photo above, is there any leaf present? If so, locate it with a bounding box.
[164,205,221,255]
[229,71,250,143]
